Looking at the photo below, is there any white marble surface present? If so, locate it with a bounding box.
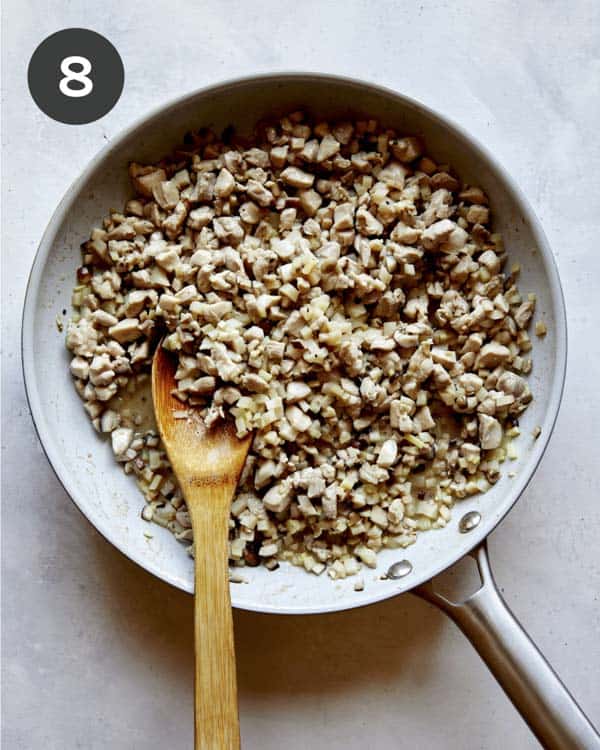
[2,1,599,748]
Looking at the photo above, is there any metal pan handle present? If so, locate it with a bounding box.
[413,541,600,750]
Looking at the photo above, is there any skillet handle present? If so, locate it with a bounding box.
[413,541,600,750]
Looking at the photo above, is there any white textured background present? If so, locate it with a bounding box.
[2,1,599,748]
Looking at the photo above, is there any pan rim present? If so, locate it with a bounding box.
[21,71,568,614]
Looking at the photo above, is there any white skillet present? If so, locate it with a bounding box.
[22,73,599,749]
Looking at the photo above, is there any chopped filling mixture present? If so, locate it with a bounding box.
[66,112,538,579]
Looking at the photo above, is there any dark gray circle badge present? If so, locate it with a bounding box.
[28,28,124,125]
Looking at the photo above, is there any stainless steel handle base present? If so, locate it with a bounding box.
[413,541,600,750]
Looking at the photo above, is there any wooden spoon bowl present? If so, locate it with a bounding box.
[152,345,251,749]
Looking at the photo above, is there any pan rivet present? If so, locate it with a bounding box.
[459,511,481,533]
[386,559,413,579]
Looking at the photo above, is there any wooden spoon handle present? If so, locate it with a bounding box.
[187,486,240,750]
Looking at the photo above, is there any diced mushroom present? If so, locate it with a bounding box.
[377,439,398,468]
[108,318,142,343]
[479,414,503,450]
[478,342,511,368]
[281,166,315,189]
[111,427,134,457]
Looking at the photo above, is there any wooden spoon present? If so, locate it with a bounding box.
[152,345,251,750]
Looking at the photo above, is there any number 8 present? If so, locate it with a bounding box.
[59,56,93,98]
